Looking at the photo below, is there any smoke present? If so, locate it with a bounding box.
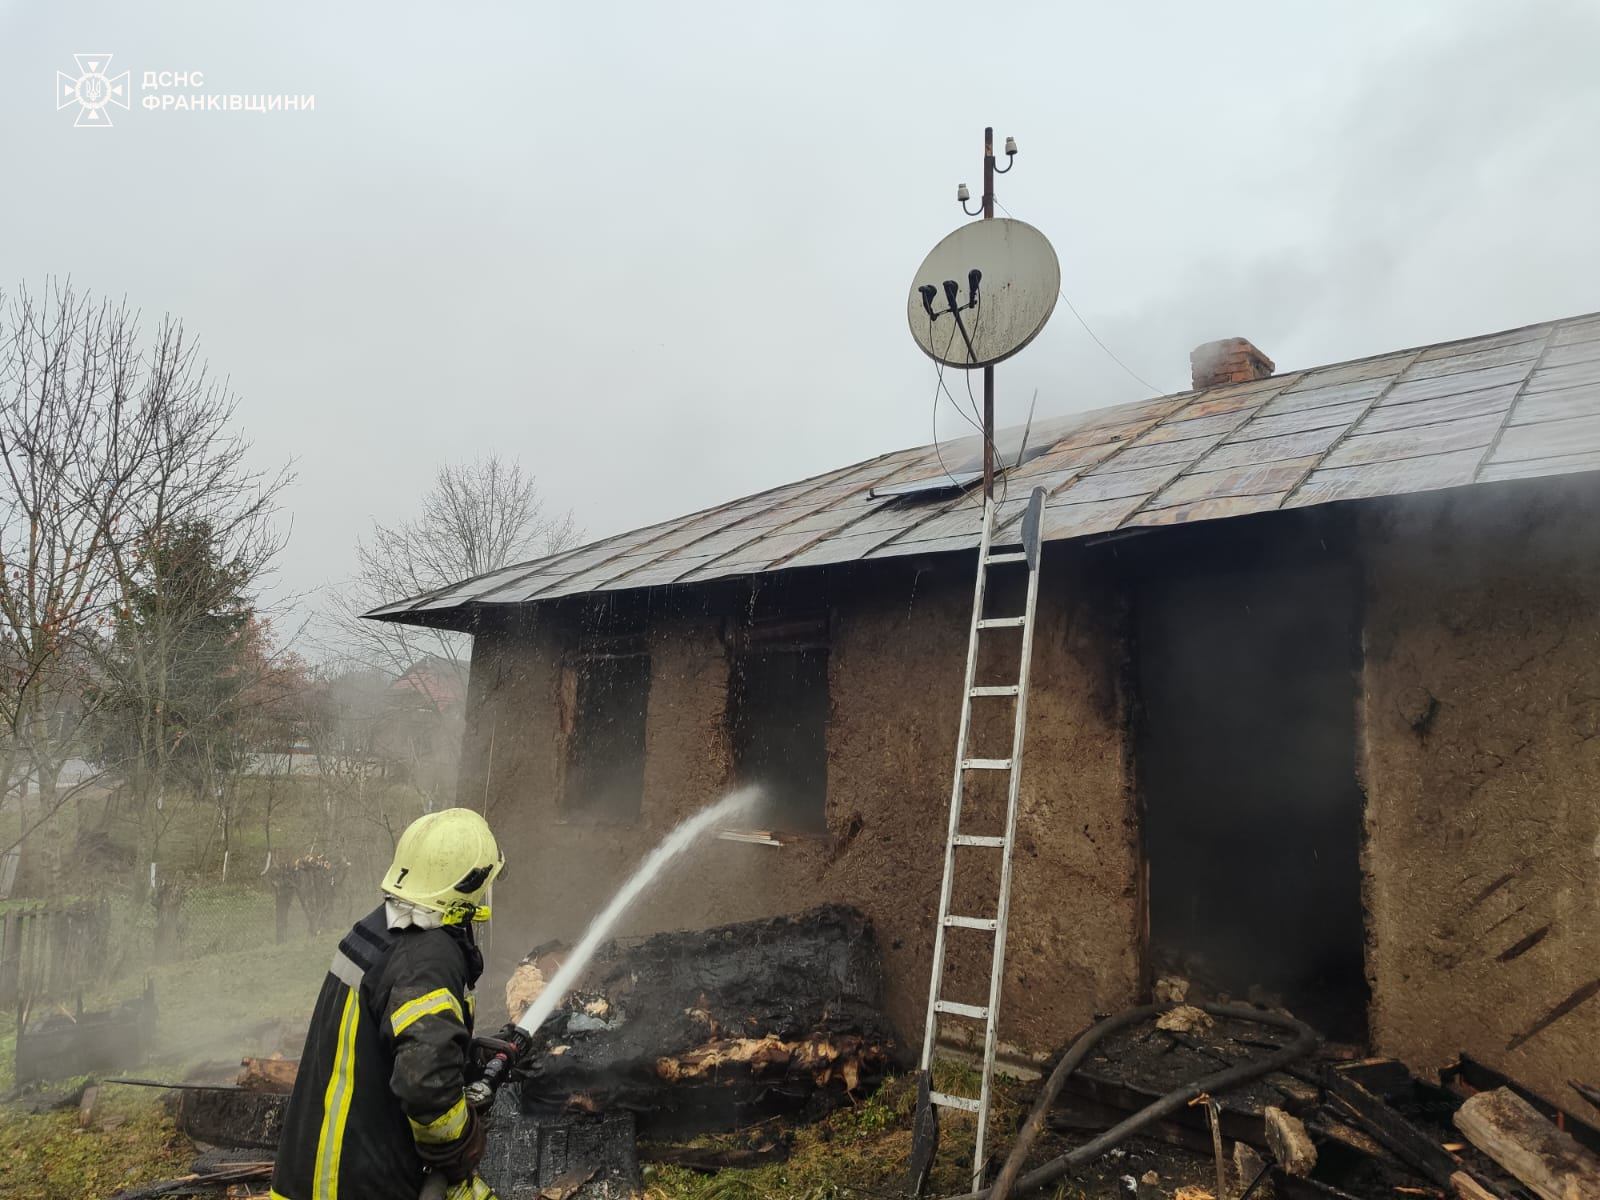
[512,785,764,1036]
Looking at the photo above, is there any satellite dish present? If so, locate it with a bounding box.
[907,218,1060,369]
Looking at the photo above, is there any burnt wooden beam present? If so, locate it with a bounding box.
[1454,1087,1600,1200]
[1322,1067,1461,1188]
[1440,1054,1600,1156]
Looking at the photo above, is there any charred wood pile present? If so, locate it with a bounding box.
[508,903,900,1138]
[990,1003,1600,1200]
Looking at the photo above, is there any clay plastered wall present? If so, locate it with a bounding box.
[1362,482,1600,1101]
[460,552,1140,1053]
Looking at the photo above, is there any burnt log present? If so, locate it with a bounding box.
[175,1086,288,1149]
[514,904,900,1138]
[480,1091,640,1200]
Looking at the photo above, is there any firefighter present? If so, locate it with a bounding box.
[271,808,506,1200]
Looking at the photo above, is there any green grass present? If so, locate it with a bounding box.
[0,1089,193,1200]
[640,1066,1036,1200]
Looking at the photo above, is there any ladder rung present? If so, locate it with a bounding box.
[961,757,1012,771]
[934,999,990,1020]
[929,1090,981,1113]
[952,833,1006,847]
[977,616,1026,629]
[969,685,1019,697]
[944,914,999,931]
[986,551,1027,565]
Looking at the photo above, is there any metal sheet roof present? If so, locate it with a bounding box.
[370,313,1600,625]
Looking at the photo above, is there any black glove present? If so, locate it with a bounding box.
[416,1105,487,1184]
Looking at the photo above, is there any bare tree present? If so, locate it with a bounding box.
[332,456,578,680]
[0,279,293,883]
[320,457,574,820]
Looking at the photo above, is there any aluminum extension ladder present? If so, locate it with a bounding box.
[911,486,1047,1195]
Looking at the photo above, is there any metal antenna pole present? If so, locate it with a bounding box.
[982,126,996,501]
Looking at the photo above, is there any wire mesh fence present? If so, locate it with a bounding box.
[1,866,386,1014]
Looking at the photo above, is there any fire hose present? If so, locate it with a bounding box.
[419,1023,541,1200]
[947,1002,1319,1200]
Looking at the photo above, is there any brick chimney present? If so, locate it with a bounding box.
[1190,338,1275,390]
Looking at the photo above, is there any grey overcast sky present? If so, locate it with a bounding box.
[3,1,1598,626]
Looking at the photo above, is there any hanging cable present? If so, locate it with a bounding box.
[993,197,1163,396]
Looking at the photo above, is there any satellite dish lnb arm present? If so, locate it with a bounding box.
[944,279,979,364]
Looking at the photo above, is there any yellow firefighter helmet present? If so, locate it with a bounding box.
[381,808,504,922]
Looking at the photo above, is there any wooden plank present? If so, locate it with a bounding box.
[1324,1067,1462,1186]
[1450,1171,1499,1200]
[1453,1087,1600,1200]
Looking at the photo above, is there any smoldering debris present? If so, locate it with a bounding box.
[510,903,899,1137]
[14,981,157,1085]
[993,1002,1600,1200]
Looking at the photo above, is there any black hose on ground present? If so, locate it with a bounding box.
[963,1002,1319,1200]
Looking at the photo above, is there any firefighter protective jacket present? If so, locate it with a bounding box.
[270,904,483,1200]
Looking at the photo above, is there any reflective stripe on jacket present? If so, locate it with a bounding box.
[270,905,482,1200]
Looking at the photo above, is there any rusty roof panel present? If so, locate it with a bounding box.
[1011,439,1128,476]
[1477,451,1600,483]
[369,313,1600,623]
[1524,358,1600,395]
[1491,413,1600,462]
[1224,398,1370,442]
[1542,339,1600,370]
[1380,361,1537,406]
[1198,425,1348,471]
[1037,496,1148,539]
[1405,341,1544,378]
[1321,412,1506,469]
[1508,389,1595,426]
[1358,384,1519,433]
[1087,433,1227,473]
[1132,407,1260,444]
[778,529,901,570]
[1286,448,1486,507]
[1290,353,1414,387]
[1054,462,1187,503]
[1417,326,1550,357]
[1551,317,1600,346]
[1259,376,1395,417]
[1166,385,1292,423]
[1148,457,1318,508]
[1127,492,1288,527]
